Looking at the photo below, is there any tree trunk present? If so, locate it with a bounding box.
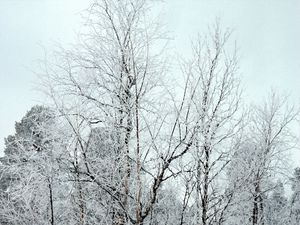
[252,194,258,225]
[201,146,210,225]
[48,180,54,225]
[252,179,262,225]
[135,81,142,225]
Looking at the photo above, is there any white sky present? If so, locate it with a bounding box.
[0,0,300,165]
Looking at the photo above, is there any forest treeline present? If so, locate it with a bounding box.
[0,0,300,225]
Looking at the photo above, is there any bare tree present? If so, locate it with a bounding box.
[248,92,298,225]
[226,91,299,225]
[39,0,186,224]
[4,1,294,225]
[178,21,243,225]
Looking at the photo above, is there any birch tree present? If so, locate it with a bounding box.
[4,1,294,225]
[248,92,298,225]
[226,92,298,225]
[178,22,243,225]
[40,0,198,224]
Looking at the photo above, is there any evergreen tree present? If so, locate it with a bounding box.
[290,168,300,225]
[0,105,62,225]
[265,180,288,225]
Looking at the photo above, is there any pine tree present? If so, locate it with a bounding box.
[290,168,300,225]
[0,105,61,225]
[265,180,288,225]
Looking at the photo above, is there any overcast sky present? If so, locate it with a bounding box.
[0,0,300,165]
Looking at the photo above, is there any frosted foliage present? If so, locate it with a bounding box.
[1,0,299,225]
